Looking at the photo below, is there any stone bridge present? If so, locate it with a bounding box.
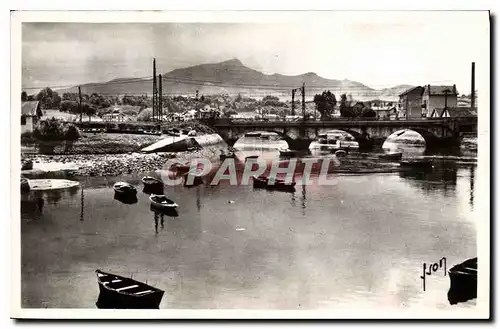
[211,118,477,149]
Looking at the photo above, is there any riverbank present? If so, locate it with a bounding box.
[21,143,229,177]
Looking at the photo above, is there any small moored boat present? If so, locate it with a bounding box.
[379,152,403,161]
[400,159,433,169]
[334,149,347,157]
[95,270,164,309]
[279,148,297,157]
[21,160,33,171]
[21,177,30,192]
[141,176,163,187]
[172,162,191,173]
[245,155,259,160]
[253,176,296,191]
[150,194,178,209]
[113,182,137,195]
[448,257,477,305]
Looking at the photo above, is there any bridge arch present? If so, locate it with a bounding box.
[383,128,438,147]
[316,128,367,144]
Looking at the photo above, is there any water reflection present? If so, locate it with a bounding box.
[114,193,138,205]
[79,188,84,221]
[399,162,462,198]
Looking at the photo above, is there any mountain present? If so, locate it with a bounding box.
[57,59,411,101]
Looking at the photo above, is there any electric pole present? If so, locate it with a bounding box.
[471,62,475,110]
[159,74,163,122]
[153,58,157,121]
[78,86,82,123]
[302,82,306,121]
[291,89,295,116]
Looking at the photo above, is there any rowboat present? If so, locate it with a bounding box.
[21,177,30,192]
[279,148,297,157]
[253,176,296,191]
[220,150,236,161]
[172,162,191,173]
[150,194,178,209]
[334,149,347,157]
[21,160,33,171]
[379,152,403,161]
[113,182,137,195]
[448,257,477,305]
[400,159,433,169]
[95,270,164,309]
[141,176,163,187]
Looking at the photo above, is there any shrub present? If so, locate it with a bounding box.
[33,118,65,141]
[64,124,81,141]
[137,108,153,122]
[21,131,36,144]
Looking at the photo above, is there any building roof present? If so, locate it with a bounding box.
[21,101,40,116]
[443,107,477,117]
[431,108,446,117]
[424,85,458,96]
[399,86,424,97]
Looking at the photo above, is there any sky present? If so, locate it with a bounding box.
[21,11,489,93]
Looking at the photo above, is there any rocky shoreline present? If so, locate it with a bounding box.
[21,144,229,177]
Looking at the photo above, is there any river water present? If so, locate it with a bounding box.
[20,136,478,313]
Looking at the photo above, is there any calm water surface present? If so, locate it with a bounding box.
[21,139,477,311]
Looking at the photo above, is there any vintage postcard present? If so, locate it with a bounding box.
[10,10,490,319]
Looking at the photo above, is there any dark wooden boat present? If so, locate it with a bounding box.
[150,204,179,217]
[172,162,191,173]
[21,177,30,192]
[113,182,137,195]
[150,194,178,209]
[220,151,236,161]
[448,257,477,305]
[253,176,296,191]
[279,148,297,157]
[95,270,164,309]
[21,160,33,171]
[400,159,433,169]
[141,176,163,187]
[334,149,347,157]
[379,152,403,161]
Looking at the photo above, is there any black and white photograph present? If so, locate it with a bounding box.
[10,10,490,319]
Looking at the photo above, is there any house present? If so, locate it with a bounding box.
[102,112,128,122]
[372,105,398,120]
[422,85,458,117]
[21,101,42,133]
[398,86,424,119]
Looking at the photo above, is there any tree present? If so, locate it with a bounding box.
[352,102,365,117]
[81,103,96,120]
[60,100,79,113]
[21,91,27,101]
[313,90,337,119]
[36,87,61,109]
[137,108,153,122]
[361,107,377,118]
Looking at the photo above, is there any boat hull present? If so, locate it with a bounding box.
[95,270,164,309]
[379,153,403,161]
[96,282,164,309]
[447,257,477,305]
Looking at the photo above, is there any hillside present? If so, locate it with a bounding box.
[58,59,412,101]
